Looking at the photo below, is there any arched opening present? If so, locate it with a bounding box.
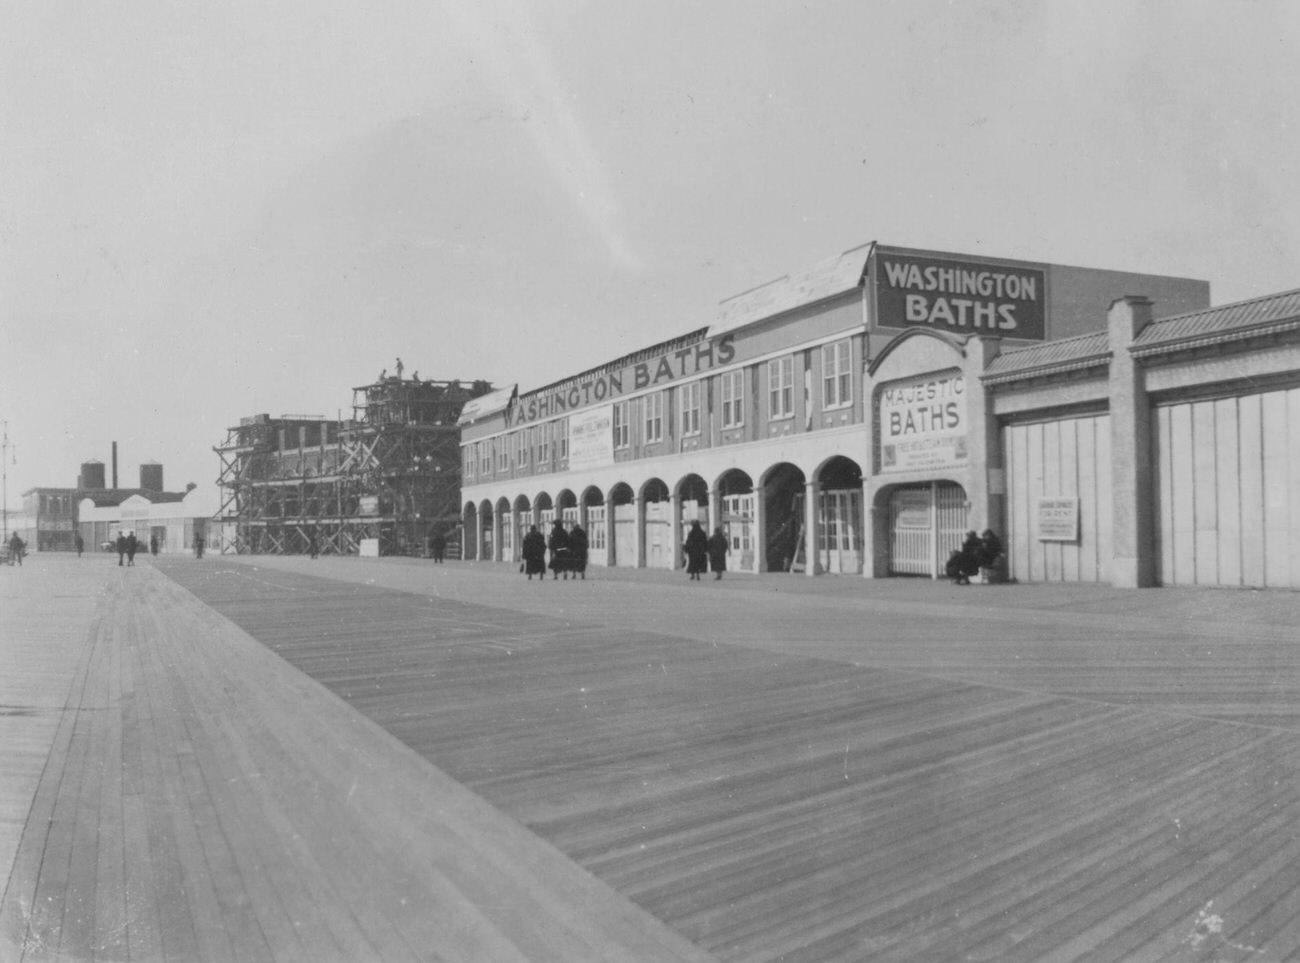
[608,482,635,567]
[462,502,478,560]
[513,494,534,562]
[535,491,555,532]
[478,499,495,561]
[640,477,672,569]
[580,486,608,565]
[556,488,578,530]
[715,469,756,571]
[762,462,806,572]
[495,496,513,561]
[815,455,865,575]
[879,480,969,578]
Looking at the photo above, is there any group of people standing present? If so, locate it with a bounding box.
[683,520,730,581]
[521,521,589,580]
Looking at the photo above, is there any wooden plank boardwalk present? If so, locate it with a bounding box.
[0,557,718,963]
[149,556,1300,963]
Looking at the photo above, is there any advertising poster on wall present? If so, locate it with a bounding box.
[1036,497,1080,541]
[568,405,614,471]
[877,372,968,472]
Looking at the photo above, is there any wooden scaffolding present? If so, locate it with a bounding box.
[214,376,492,556]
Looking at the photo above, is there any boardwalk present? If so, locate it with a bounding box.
[3,554,1300,961]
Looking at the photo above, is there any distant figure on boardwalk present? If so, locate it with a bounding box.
[568,524,589,579]
[74,532,84,557]
[115,533,127,566]
[149,534,158,556]
[521,525,546,580]
[429,530,447,563]
[8,532,25,566]
[308,528,319,559]
[684,520,708,580]
[548,521,571,580]
[194,533,205,559]
[126,532,138,566]
[707,526,730,580]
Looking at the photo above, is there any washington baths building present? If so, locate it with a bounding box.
[458,242,1300,589]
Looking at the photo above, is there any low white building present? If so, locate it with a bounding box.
[78,484,220,554]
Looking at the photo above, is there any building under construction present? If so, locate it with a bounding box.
[215,374,493,556]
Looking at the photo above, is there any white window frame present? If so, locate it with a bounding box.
[822,339,853,409]
[559,418,569,459]
[644,392,664,443]
[680,381,702,437]
[479,442,491,475]
[497,438,509,472]
[613,401,630,449]
[518,429,529,467]
[768,357,794,420]
[721,370,744,428]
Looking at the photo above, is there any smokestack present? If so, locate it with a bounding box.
[112,442,118,489]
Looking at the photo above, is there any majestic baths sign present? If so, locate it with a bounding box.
[874,251,1047,340]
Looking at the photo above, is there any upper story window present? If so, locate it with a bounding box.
[537,423,551,464]
[721,370,744,428]
[479,442,491,475]
[822,339,853,409]
[768,357,794,420]
[463,446,474,477]
[613,401,630,449]
[517,429,529,467]
[680,382,702,436]
[558,418,569,459]
[644,392,664,443]
[496,438,509,472]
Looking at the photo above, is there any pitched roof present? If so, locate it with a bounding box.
[983,332,1111,383]
[1132,287,1300,355]
[710,243,872,335]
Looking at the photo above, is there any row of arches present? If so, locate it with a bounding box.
[462,455,867,575]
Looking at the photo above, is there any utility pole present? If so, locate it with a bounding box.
[2,421,12,543]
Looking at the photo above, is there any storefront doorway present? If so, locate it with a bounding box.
[888,482,968,577]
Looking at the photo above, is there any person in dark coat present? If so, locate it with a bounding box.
[74,532,84,557]
[548,521,571,580]
[429,530,447,563]
[194,533,205,558]
[149,534,158,556]
[521,525,547,580]
[8,532,25,566]
[684,520,708,580]
[116,533,128,566]
[945,530,982,585]
[125,532,138,566]
[568,524,589,579]
[707,526,730,580]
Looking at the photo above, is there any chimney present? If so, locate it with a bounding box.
[112,442,119,489]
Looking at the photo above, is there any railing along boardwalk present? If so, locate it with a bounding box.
[156,556,1300,963]
[0,558,718,963]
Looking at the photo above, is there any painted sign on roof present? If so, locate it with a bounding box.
[874,250,1046,339]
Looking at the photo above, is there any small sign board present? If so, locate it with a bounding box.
[359,538,380,557]
[1036,497,1079,541]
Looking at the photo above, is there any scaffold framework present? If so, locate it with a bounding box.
[215,375,492,556]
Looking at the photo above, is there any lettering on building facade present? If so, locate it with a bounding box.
[507,334,736,427]
[876,372,969,472]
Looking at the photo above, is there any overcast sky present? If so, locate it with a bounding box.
[2,1,1298,504]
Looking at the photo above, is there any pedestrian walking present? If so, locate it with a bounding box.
[126,532,138,566]
[684,520,708,580]
[568,524,589,579]
[707,526,730,580]
[194,533,205,559]
[308,527,319,559]
[116,533,127,566]
[8,531,25,566]
[149,534,158,556]
[521,525,546,580]
[548,521,571,579]
[74,532,84,557]
[430,530,447,563]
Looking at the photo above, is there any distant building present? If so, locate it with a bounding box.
[78,485,219,554]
